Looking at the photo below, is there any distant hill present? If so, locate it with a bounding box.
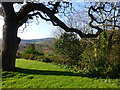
[0,38,55,44]
[21,38,55,44]
[0,38,56,53]
[19,38,56,54]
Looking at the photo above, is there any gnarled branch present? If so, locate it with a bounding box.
[16,3,104,38]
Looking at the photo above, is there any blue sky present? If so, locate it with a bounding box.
[0,2,87,40]
[17,18,58,40]
[0,2,60,40]
[0,2,102,39]
[0,15,58,39]
[0,2,83,40]
[1,2,117,39]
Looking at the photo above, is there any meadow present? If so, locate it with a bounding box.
[2,59,119,88]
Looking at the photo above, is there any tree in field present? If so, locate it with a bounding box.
[1,1,120,70]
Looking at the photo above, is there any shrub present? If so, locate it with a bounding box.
[16,51,22,58]
[80,31,120,77]
[54,33,83,65]
[37,56,52,63]
[22,44,44,60]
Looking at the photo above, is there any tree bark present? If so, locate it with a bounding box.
[2,2,21,71]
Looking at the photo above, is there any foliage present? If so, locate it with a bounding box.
[2,2,120,71]
[53,30,120,78]
[2,59,119,88]
[16,51,22,58]
[37,56,52,63]
[22,44,44,60]
[80,30,120,77]
[16,30,120,78]
[54,33,83,65]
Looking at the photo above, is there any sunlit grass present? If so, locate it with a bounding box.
[2,59,119,88]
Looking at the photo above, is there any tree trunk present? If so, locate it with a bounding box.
[2,2,21,71]
[2,24,20,71]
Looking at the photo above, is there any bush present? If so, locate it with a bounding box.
[53,31,120,78]
[37,56,52,63]
[54,33,83,65]
[23,44,44,55]
[16,51,22,58]
[22,44,44,60]
[80,31,120,77]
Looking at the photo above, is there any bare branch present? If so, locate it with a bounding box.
[28,12,51,21]
[52,2,60,14]
[88,6,103,35]
[16,3,104,38]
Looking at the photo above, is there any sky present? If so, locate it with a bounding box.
[17,18,58,40]
[0,15,58,40]
[1,1,117,40]
[0,2,59,40]
[0,2,90,40]
[0,16,58,40]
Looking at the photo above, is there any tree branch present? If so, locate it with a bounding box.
[28,12,51,21]
[16,3,104,38]
[49,2,60,14]
[88,6,103,36]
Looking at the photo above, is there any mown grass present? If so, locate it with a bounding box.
[2,59,119,88]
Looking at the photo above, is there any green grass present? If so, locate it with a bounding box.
[2,59,119,88]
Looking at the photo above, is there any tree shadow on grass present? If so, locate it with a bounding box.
[2,67,119,79]
[2,67,114,79]
[12,67,85,77]
[13,67,119,79]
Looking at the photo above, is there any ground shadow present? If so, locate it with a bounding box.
[5,67,117,79]
[12,67,85,77]
[1,67,117,79]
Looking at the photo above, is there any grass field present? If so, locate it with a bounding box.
[2,59,119,88]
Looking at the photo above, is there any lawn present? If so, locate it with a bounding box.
[2,59,119,88]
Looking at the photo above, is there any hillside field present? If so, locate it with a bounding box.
[2,59,119,88]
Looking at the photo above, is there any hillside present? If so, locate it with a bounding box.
[19,38,56,54]
[0,38,55,53]
[0,38,55,44]
[21,38,55,44]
